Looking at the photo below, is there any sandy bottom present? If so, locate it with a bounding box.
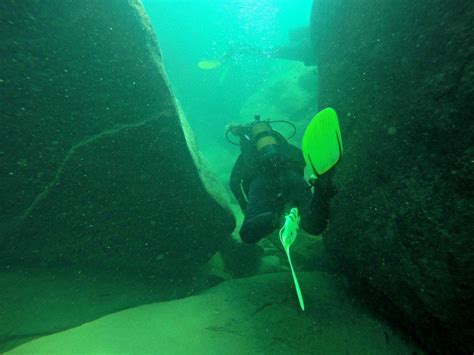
[0,266,202,352]
[6,272,421,354]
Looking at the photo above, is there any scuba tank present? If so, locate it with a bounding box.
[225,115,297,171]
[250,115,282,171]
[225,115,298,201]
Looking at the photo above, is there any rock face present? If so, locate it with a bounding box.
[7,272,420,354]
[310,0,473,353]
[239,61,318,141]
[0,1,234,276]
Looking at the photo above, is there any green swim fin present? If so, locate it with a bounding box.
[302,108,343,176]
[279,208,305,311]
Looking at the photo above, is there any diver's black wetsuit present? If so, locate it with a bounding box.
[230,132,335,243]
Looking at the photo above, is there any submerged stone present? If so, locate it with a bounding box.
[0,1,234,276]
[311,0,473,352]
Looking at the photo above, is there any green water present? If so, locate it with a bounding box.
[142,0,313,176]
[2,0,470,353]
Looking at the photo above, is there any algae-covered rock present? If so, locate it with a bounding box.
[311,0,474,352]
[0,1,234,276]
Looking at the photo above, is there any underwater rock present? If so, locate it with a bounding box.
[239,61,318,144]
[0,1,234,275]
[0,266,199,352]
[6,272,420,354]
[311,0,473,353]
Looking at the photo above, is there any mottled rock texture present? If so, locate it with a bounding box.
[311,0,473,353]
[0,0,234,276]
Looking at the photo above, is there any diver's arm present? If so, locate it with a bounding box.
[286,143,307,173]
[230,155,248,210]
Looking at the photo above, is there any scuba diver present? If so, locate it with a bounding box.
[227,115,337,244]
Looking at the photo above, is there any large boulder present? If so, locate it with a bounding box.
[0,1,234,276]
[310,0,473,353]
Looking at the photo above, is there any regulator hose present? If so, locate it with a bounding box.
[225,119,296,146]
